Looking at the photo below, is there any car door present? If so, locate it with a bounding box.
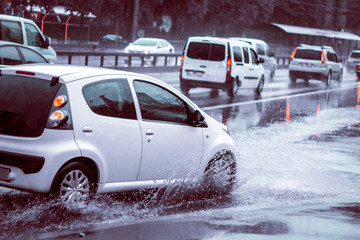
[69,76,142,184]
[240,45,257,88]
[131,78,204,181]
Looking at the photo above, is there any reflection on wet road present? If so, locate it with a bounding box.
[1,70,360,239]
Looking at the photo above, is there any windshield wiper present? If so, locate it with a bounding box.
[0,109,25,117]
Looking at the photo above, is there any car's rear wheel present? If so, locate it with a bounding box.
[204,150,237,194]
[180,80,190,94]
[255,76,265,95]
[227,78,238,97]
[337,70,343,85]
[52,162,94,204]
[325,72,332,87]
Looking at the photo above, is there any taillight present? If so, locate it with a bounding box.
[226,57,231,82]
[347,58,350,63]
[53,95,68,108]
[48,110,69,128]
[290,47,298,60]
[321,49,325,63]
[180,53,184,77]
[46,86,72,130]
[16,70,35,76]
[356,65,360,70]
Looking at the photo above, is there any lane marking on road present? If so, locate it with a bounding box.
[202,83,359,111]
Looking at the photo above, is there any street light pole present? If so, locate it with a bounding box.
[132,0,139,41]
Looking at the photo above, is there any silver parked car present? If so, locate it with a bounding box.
[0,65,237,204]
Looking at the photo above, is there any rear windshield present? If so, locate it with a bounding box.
[350,52,360,58]
[0,75,61,137]
[187,42,225,61]
[294,49,321,60]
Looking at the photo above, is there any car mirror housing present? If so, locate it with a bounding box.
[192,110,205,126]
[258,58,265,64]
[43,36,50,49]
[269,51,275,57]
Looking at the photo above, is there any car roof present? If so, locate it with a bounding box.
[297,44,334,51]
[135,38,167,42]
[188,36,253,47]
[0,64,159,84]
[0,14,36,24]
[229,37,267,45]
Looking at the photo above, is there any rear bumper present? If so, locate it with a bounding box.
[289,70,326,81]
[180,77,232,90]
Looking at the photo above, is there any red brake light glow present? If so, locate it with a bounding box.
[290,47,298,60]
[53,95,67,108]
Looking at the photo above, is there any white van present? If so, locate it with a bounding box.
[0,14,56,63]
[230,37,276,81]
[180,36,265,97]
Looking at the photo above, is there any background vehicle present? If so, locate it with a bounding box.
[0,14,57,63]
[0,65,237,204]
[230,37,276,81]
[101,34,124,44]
[124,38,175,64]
[0,41,48,66]
[346,49,360,72]
[289,44,343,86]
[180,36,265,97]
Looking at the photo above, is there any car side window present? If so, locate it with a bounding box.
[243,46,249,64]
[82,79,136,120]
[19,47,47,64]
[0,20,23,44]
[24,23,44,47]
[250,48,258,64]
[0,46,22,65]
[133,80,189,124]
[232,46,243,62]
[158,41,164,48]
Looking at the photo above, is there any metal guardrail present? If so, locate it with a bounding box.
[56,51,348,69]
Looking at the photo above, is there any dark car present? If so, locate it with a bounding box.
[101,34,124,44]
[0,41,49,66]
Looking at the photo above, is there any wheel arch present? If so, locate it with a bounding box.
[50,157,100,192]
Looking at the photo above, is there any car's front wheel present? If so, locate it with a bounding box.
[203,150,237,194]
[52,162,94,204]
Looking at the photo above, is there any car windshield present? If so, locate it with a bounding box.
[0,75,61,137]
[133,39,158,46]
[350,52,360,58]
[187,42,225,61]
[294,49,321,60]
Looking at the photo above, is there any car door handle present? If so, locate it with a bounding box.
[145,129,154,136]
[236,63,243,66]
[82,126,93,133]
[199,65,207,68]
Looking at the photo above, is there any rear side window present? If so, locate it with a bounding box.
[0,75,61,137]
[0,46,22,65]
[24,23,44,47]
[187,42,225,61]
[82,79,136,120]
[294,49,321,60]
[0,20,23,44]
[243,47,250,63]
[233,46,242,62]
[327,52,338,62]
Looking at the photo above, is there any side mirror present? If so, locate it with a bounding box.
[192,110,205,126]
[269,51,275,57]
[258,57,265,64]
[43,36,50,48]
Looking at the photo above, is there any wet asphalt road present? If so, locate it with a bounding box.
[1,69,360,239]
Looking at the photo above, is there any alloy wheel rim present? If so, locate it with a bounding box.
[60,170,90,203]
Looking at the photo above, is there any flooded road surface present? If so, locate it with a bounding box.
[1,71,360,239]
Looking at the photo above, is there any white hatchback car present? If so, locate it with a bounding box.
[124,38,175,65]
[0,65,237,204]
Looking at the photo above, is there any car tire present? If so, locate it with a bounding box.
[180,79,190,94]
[337,70,343,85]
[255,75,265,95]
[270,68,275,81]
[227,77,238,97]
[204,150,237,194]
[52,162,94,204]
[325,72,332,87]
[290,75,296,84]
